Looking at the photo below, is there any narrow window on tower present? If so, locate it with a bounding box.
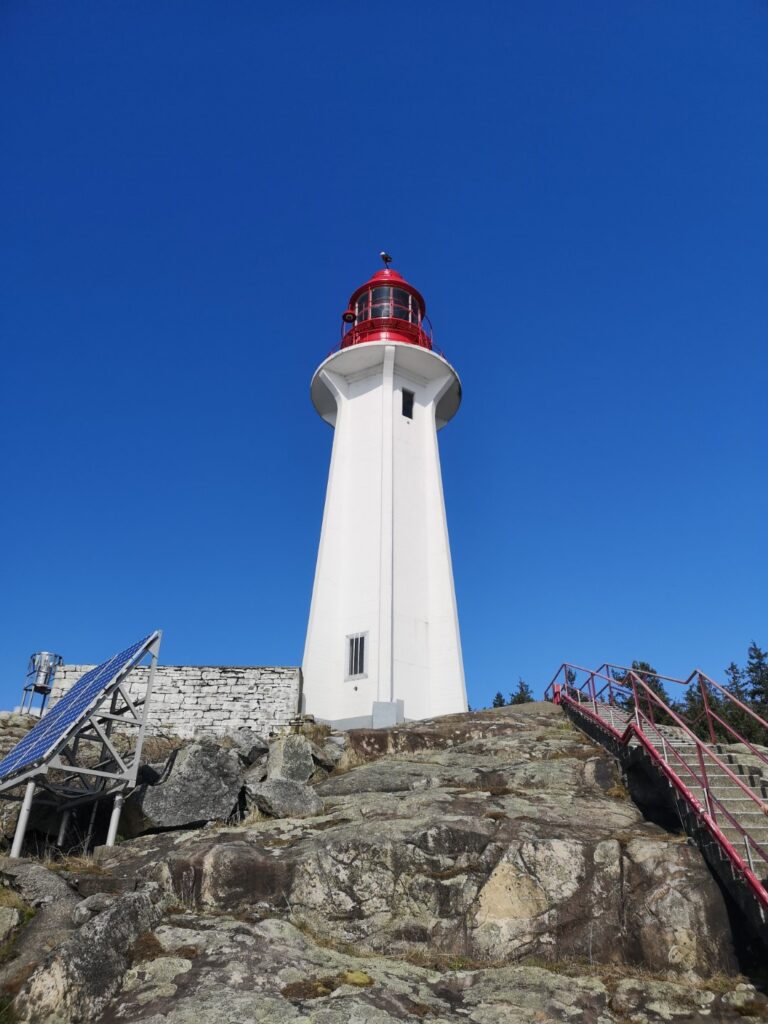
[402,388,415,420]
[346,633,367,679]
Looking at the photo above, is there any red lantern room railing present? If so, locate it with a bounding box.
[340,264,433,351]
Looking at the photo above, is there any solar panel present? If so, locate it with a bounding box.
[0,633,157,783]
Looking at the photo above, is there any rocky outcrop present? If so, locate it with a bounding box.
[0,703,764,1023]
[88,916,767,1024]
[82,706,737,975]
[15,886,168,1023]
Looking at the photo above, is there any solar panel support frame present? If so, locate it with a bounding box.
[5,631,162,858]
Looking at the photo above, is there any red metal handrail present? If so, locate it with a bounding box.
[557,689,768,911]
[341,316,433,350]
[597,663,768,749]
[545,662,768,914]
[548,665,767,813]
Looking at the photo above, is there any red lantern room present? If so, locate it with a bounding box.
[340,258,432,350]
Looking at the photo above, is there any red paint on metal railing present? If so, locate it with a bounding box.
[544,662,768,917]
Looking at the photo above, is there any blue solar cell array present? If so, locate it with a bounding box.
[0,633,156,782]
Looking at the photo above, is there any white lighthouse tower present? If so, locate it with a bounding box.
[302,258,467,728]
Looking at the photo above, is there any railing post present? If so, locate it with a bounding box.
[698,672,717,745]
[590,673,597,715]
[631,676,641,730]
[744,835,755,874]
[697,744,715,823]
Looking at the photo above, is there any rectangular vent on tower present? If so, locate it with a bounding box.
[402,389,414,419]
[346,633,367,679]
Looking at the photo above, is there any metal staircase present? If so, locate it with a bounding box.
[545,665,768,935]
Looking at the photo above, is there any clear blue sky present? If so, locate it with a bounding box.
[1,1,766,711]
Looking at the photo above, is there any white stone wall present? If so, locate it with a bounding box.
[50,665,301,740]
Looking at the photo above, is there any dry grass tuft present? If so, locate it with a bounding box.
[44,854,104,876]
[241,807,266,826]
[520,953,751,997]
[0,889,30,915]
[294,722,332,744]
[141,734,185,764]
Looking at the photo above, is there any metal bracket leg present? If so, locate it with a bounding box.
[56,810,71,848]
[105,791,124,848]
[10,782,36,859]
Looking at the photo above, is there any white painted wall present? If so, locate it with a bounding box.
[302,341,467,725]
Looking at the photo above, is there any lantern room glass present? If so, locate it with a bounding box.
[355,287,420,325]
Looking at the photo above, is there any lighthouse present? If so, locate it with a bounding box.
[302,258,467,728]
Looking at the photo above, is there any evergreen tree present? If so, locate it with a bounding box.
[675,681,709,739]
[509,678,533,705]
[720,661,757,743]
[615,660,676,727]
[745,642,768,711]
[492,691,506,708]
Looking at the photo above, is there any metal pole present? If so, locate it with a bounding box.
[631,676,641,730]
[10,782,36,859]
[744,834,755,874]
[56,810,71,847]
[105,791,124,848]
[83,800,99,853]
[698,672,717,745]
[697,744,715,823]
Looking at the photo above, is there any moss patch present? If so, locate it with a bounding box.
[131,932,166,963]
[281,969,373,1001]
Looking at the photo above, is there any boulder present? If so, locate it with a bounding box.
[0,859,79,909]
[225,728,269,765]
[267,734,315,783]
[310,738,344,770]
[122,742,244,836]
[246,778,323,819]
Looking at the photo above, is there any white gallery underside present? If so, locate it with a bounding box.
[302,341,467,725]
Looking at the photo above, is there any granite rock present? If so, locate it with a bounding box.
[266,734,316,783]
[122,743,245,836]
